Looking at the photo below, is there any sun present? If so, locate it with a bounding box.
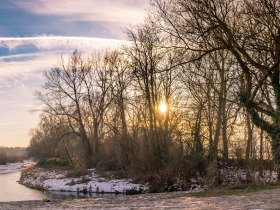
[159,102,167,113]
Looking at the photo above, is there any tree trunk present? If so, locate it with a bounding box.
[271,132,280,180]
[221,96,228,159]
[194,103,203,154]
[119,95,130,167]
[80,125,91,169]
[93,122,99,157]
[210,94,223,159]
[260,129,264,161]
[245,113,253,160]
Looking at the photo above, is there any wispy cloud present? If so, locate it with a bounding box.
[15,0,149,25]
[0,36,128,51]
[0,52,56,78]
[0,36,128,94]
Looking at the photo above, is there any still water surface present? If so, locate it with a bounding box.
[0,169,113,202]
[0,171,47,202]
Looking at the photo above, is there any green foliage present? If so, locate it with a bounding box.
[37,157,68,167]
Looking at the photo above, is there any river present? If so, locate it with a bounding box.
[0,171,48,202]
[0,162,113,202]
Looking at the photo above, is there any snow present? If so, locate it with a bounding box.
[0,160,34,175]
[20,167,149,194]
[219,168,278,186]
[17,160,279,196]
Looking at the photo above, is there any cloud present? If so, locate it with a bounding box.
[0,36,131,94]
[15,0,149,25]
[0,36,129,91]
[0,36,128,51]
[0,51,56,78]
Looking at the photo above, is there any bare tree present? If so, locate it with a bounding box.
[126,22,180,168]
[82,51,114,157]
[106,51,133,167]
[35,51,92,169]
[154,0,280,174]
[180,50,238,160]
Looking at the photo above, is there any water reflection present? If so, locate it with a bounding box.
[0,171,47,202]
[44,190,114,200]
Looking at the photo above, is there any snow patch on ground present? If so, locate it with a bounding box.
[0,160,34,175]
[20,167,149,194]
[219,166,278,186]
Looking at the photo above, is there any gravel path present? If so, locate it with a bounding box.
[1,188,280,209]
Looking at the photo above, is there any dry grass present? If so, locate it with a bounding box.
[190,183,280,197]
[94,169,128,180]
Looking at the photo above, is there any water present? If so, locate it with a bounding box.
[0,171,47,202]
[0,165,115,202]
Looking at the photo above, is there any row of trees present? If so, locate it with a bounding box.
[0,147,26,164]
[28,0,280,178]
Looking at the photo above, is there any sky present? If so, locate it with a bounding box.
[0,0,149,147]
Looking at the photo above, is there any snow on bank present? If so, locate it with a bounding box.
[0,160,34,175]
[219,168,278,186]
[20,167,149,194]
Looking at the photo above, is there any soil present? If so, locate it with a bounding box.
[1,187,280,209]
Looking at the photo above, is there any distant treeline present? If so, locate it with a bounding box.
[0,147,27,165]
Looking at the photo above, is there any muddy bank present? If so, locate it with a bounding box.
[1,187,280,209]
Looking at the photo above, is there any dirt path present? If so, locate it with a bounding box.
[1,188,280,209]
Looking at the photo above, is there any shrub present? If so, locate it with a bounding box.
[0,152,8,165]
[37,157,68,167]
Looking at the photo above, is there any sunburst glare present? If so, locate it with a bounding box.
[159,102,167,113]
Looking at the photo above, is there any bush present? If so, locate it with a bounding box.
[37,157,68,167]
[0,152,8,165]
[0,147,26,165]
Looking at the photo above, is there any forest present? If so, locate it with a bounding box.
[27,0,280,189]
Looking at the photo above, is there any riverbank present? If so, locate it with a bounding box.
[2,187,280,209]
[20,166,149,194]
[19,159,279,195]
[2,160,280,208]
[0,160,33,175]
